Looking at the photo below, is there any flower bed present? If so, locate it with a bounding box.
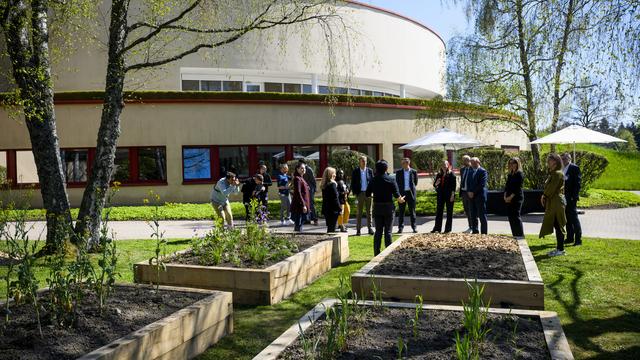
[254,299,573,360]
[0,284,232,360]
[351,233,544,309]
[134,232,348,305]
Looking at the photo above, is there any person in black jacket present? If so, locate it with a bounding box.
[366,160,405,255]
[299,159,318,225]
[321,167,341,233]
[336,169,350,232]
[459,155,473,233]
[351,156,374,236]
[257,163,272,207]
[431,160,457,233]
[561,153,582,245]
[241,174,266,221]
[504,157,525,238]
[395,158,418,233]
[467,157,489,234]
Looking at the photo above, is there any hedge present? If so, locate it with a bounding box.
[0,91,517,120]
[455,148,608,194]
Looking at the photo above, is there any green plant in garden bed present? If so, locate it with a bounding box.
[454,280,491,360]
[189,199,297,267]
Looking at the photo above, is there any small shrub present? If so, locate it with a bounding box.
[145,191,166,292]
[457,148,510,190]
[412,150,444,174]
[327,150,374,181]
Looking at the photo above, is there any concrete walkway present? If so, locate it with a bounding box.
[8,206,640,241]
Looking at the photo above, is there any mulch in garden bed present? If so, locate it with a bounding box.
[280,306,549,359]
[371,233,528,281]
[172,233,332,269]
[0,285,208,360]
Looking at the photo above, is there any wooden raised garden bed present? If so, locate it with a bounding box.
[1,284,233,360]
[253,299,573,360]
[134,233,348,305]
[351,233,544,310]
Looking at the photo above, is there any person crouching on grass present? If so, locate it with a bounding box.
[211,172,240,229]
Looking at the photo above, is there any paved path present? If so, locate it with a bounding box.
[7,207,640,241]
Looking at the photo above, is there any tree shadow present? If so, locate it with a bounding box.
[547,266,640,359]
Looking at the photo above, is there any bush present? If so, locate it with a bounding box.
[412,150,444,174]
[517,151,547,190]
[571,151,608,194]
[0,165,6,185]
[327,150,374,181]
[456,148,510,190]
[614,129,637,152]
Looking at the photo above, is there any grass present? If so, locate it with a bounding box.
[0,239,191,297]
[2,235,639,359]
[541,143,640,190]
[11,188,639,222]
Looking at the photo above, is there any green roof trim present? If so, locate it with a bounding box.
[0,91,518,120]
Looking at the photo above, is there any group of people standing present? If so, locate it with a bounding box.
[210,151,583,258]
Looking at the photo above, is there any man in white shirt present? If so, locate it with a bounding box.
[350,156,374,235]
[395,158,418,233]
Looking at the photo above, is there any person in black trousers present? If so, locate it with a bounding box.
[299,159,318,225]
[257,163,272,207]
[351,156,374,236]
[321,167,341,233]
[366,160,405,255]
[395,158,418,233]
[504,157,525,239]
[561,153,582,246]
[459,155,473,233]
[467,157,489,234]
[432,160,457,233]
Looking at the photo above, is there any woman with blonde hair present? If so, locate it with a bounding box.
[321,167,342,232]
[540,153,567,257]
[504,157,525,239]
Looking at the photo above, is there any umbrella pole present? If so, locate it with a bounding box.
[573,142,576,161]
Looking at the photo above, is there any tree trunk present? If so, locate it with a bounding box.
[1,0,73,252]
[515,0,541,175]
[74,0,128,249]
[550,0,576,153]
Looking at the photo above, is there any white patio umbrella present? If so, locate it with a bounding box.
[530,125,627,159]
[272,151,304,160]
[399,127,483,152]
[305,151,320,160]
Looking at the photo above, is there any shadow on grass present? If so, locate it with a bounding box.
[166,239,190,245]
[547,266,640,360]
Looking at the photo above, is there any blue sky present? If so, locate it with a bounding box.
[360,0,471,43]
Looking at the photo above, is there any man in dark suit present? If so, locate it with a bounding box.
[561,153,582,246]
[366,160,405,255]
[467,157,488,234]
[395,157,418,233]
[351,155,374,236]
[299,159,318,225]
[459,155,473,233]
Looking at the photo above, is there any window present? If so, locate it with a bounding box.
[222,81,242,91]
[265,82,283,92]
[362,90,373,96]
[303,84,313,94]
[501,145,520,153]
[183,147,212,181]
[318,85,330,94]
[373,91,384,97]
[257,146,285,175]
[16,150,39,184]
[348,88,361,96]
[181,80,199,91]
[111,148,130,182]
[138,147,167,181]
[283,83,302,93]
[246,83,261,92]
[60,149,88,183]
[293,145,320,174]
[201,80,221,91]
[353,144,378,161]
[0,151,7,185]
[219,146,249,178]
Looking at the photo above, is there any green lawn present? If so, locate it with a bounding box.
[13,188,639,222]
[542,143,640,190]
[1,236,639,359]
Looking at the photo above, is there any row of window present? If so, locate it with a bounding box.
[0,147,167,186]
[0,144,379,186]
[180,79,399,97]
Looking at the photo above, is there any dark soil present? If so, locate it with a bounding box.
[371,234,529,281]
[280,307,550,359]
[0,285,209,360]
[172,233,332,269]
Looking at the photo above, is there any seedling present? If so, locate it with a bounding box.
[145,191,166,292]
[408,295,424,339]
[454,280,491,360]
[369,275,384,308]
[396,336,408,359]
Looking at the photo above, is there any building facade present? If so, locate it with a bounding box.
[0,1,527,206]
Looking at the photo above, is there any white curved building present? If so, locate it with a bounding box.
[0,1,526,206]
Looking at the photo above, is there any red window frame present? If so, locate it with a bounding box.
[0,146,168,189]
